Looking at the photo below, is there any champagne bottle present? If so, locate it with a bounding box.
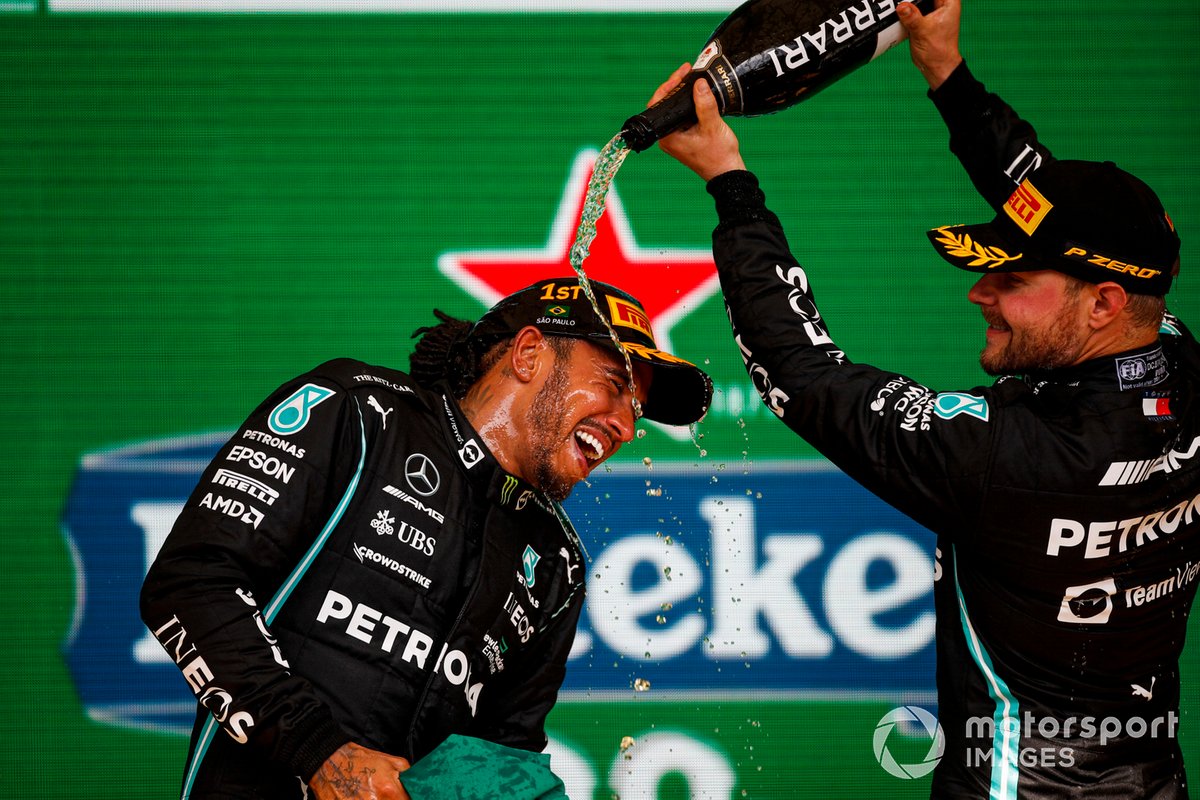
[621,0,935,152]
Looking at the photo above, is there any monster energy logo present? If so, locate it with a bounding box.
[501,475,518,505]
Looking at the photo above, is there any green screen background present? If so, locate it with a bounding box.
[2,2,1197,797]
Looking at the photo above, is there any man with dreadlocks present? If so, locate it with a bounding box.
[140,277,711,800]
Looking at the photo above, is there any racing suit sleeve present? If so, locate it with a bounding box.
[707,171,993,535]
[468,591,585,752]
[139,364,362,781]
[927,60,1057,211]
[931,61,1187,325]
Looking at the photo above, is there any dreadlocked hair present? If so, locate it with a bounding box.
[409,310,576,397]
[409,310,486,396]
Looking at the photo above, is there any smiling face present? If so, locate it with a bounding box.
[966,270,1092,375]
[522,338,651,501]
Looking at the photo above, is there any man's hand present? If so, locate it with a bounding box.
[898,0,963,91]
[652,63,747,182]
[309,742,412,800]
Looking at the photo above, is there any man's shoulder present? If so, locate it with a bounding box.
[303,358,435,408]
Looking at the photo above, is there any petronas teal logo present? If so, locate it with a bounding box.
[268,383,335,435]
[522,545,541,587]
[933,393,990,422]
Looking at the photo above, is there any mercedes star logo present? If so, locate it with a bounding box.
[404,453,440,497]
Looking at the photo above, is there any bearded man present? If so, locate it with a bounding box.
[652,0,1198,795]
[140,277,711,800]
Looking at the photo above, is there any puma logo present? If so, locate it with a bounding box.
[560,547,579,583]
[367,395,393,429]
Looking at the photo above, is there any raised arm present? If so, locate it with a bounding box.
[900,0,1057,209]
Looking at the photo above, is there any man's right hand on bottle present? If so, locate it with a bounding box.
[652,63,747,182]
[309,742,412,800]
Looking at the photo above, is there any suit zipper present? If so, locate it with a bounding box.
[404,509,488,758]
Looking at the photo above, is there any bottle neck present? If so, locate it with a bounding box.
[620,72,711,153]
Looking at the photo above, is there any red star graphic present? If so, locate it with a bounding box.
[438,149,718,352]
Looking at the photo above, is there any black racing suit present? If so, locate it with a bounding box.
[140,358,587,799]
[705,62,1200,798]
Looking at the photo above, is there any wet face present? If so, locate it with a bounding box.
[967,270,1091,375]
[523,339,651,501]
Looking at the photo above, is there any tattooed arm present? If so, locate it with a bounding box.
[309,743,412,800]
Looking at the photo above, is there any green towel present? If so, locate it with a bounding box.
[399,735,570,800]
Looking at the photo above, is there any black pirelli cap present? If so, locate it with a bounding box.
[928,160,1180,295]
[469,277,713,426]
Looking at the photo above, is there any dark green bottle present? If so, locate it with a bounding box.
[621,0,935,152]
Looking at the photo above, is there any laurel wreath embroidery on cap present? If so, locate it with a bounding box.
[933,227,1023,269]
